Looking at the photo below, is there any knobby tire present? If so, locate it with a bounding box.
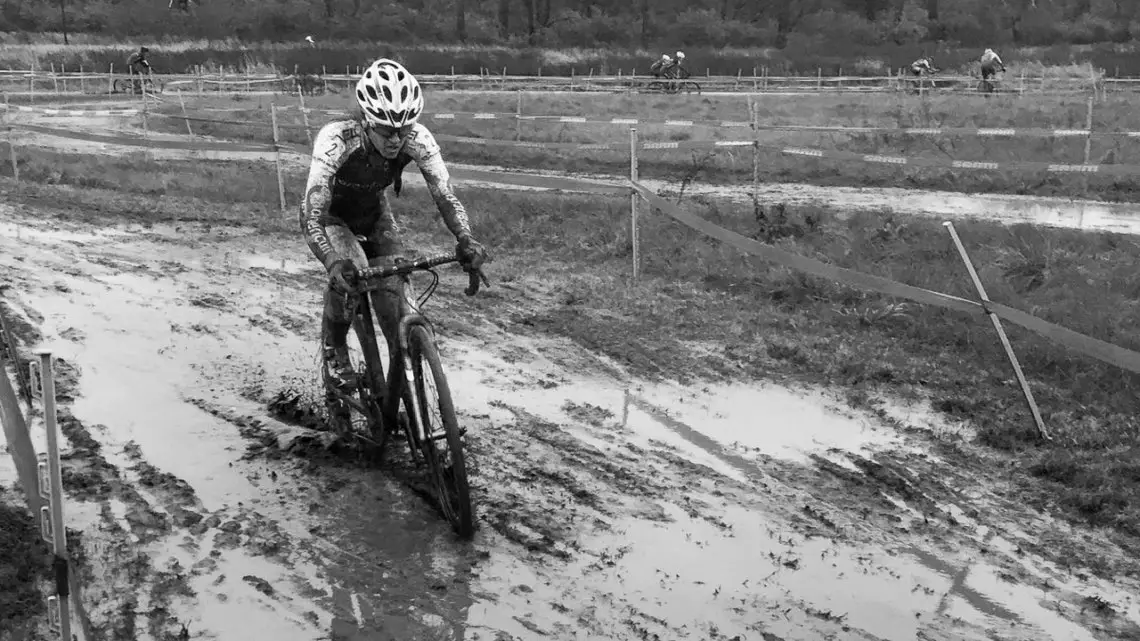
[408,324,474,538]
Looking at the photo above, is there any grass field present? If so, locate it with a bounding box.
[5,145,1140,557]
[139,89,1140,202]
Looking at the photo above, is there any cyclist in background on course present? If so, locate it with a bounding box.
[126,46,151,93]
[669,51,687,78]
[980,48,1006,81]
[300,58,488,392]
[650,54,672,78]
[909,56,937,77]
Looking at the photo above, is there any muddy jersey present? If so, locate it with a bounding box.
[300,119,471,268]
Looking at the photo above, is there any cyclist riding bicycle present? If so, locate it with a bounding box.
[980,48,1006,81]
[301,58,488,392]
[668,51,687,79]
[650,54,672,79]
[126,46,152,93]
[909,56,937,77]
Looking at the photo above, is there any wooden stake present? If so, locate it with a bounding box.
[944,221,1050,441]
[177,89,194,139]
[297,86,313,146]
[5,93,18,182]
[270,104,287,213]
[629,127,640,282]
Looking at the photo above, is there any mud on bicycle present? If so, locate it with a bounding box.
[324,252,488,538]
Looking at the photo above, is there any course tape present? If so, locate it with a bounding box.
[767,142,1138,176]
[273,139,627,193]
[425,112,1137,138]
[13,123,276,153]
[631,181,1140,376]
[0,103,139,117]
[431,134,1140,175]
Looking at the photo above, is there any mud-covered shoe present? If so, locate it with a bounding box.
[323,344,360,392]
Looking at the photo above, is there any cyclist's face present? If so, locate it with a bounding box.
[367,124,413,159]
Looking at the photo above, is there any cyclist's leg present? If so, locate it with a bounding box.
[321,224,369,389]
[357,196,410,364]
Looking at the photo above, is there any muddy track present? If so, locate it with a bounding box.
[3,201,1140,640]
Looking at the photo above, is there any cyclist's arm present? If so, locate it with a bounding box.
[405,125,472,239]
[301,121,361,267]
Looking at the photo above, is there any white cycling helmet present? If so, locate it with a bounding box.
[676,51,685,60]
[661,54,671,61]
[355,58,423,129]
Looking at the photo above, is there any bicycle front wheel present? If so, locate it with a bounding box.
[407,324,474,538]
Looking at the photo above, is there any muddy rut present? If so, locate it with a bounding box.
[2,196,1140,641]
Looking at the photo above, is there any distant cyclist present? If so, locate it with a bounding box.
[650,54,672,79]
[980,48,1006,81]
[909,56,937,77]
[126,46,151,93]
[668,51,688,79]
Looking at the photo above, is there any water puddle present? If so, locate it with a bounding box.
[447,343,901,476]
[469,495,1100,641]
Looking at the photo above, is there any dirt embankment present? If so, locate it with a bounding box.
[1,196,1139,641]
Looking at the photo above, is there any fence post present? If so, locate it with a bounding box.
[297,86,313,146]
[196,66,203,97]
[4,94,16,183]
[515,91,522,141]
[177,89,194,140]
[321,65,328,94]
[270,104,287,213]
[50,63,58,95]
[943,222,1050,441]
[629,127,640,282]
[749,97,759,214]
[29,62,35,103]
[817,67,822,91]
[1083,95,1094,165]
[79,64,84,94]
[31,351,74,641]
[108,63,113,96]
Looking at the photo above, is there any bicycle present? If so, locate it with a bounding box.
[114,75,162,95]
[325,252,488,538]
[646,66,701,95]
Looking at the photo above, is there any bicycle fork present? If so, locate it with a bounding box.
[395,315,440,450]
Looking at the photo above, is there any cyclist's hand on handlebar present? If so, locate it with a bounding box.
[328,259,358,293]
[455,235,488,272]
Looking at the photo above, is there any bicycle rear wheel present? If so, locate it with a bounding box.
[113,79,133,94]
[407,323,474,538]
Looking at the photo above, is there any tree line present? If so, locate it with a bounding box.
[1,0,1137,50]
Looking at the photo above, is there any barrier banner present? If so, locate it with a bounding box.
[630,180,1140,376]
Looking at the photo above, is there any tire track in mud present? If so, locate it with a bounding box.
[3,204,1140,640]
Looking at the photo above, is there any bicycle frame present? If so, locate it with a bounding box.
[333,253,483,448]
